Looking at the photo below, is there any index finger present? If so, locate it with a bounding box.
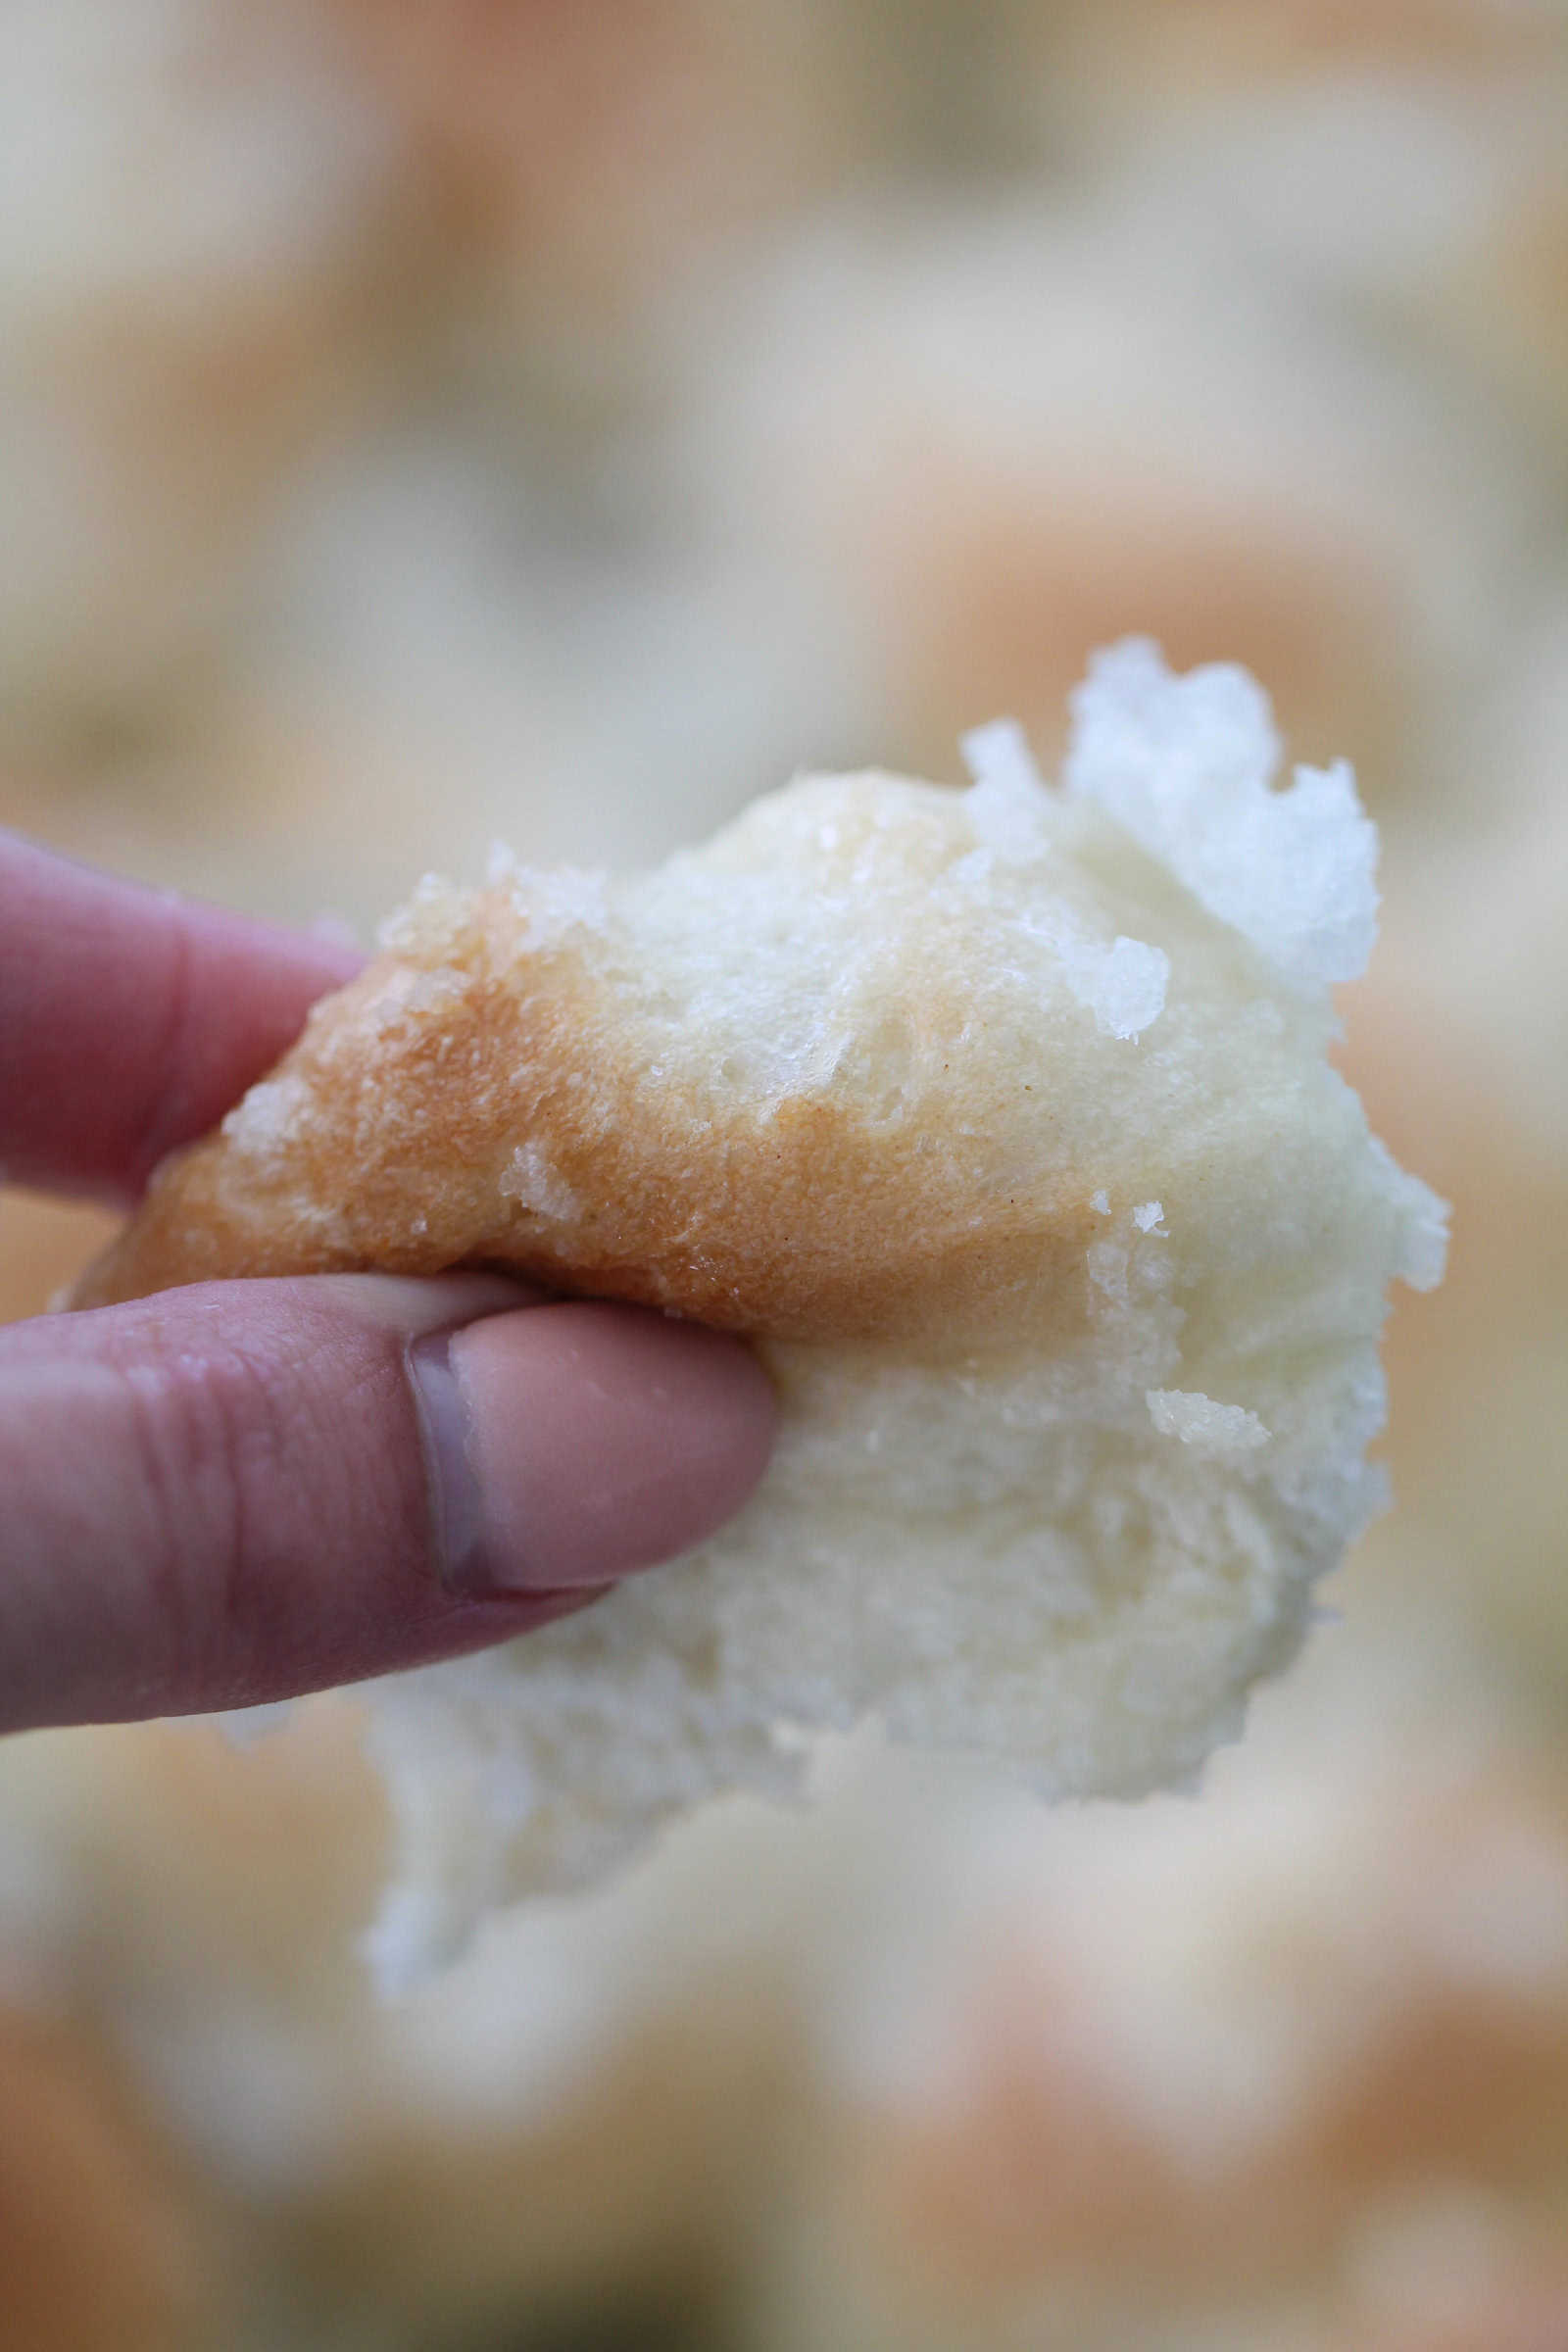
[0,832,362,1204]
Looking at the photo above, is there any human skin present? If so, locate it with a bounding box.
[0,835,776,1735]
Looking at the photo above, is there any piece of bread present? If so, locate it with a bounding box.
[74,642,1446,1981]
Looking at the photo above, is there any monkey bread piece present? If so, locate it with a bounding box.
[74,642,1446,1983]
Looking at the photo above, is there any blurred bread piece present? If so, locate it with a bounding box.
[0,0,402,760]
[0,1706,803,2348]
[737,1691,1568,2352]
[75,645,1443,1978]
[0,1704,399,2242]
[0,2006,223,2352]
[324,0,899,438]
[1377,599,1568,1155]
[1098,64,1568,475]
[1029,0,1566,156]
[684,207,1542,823]
[1330,610,1568,1710]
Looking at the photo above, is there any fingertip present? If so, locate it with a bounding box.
[417,1302,777,1594]
[0,1275,776,1731]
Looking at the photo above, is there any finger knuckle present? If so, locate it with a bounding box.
[122,1339,293,1692]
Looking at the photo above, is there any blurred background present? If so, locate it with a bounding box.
[2,3,1567,2345]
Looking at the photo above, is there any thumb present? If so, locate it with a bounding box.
[0,1275,775,1735]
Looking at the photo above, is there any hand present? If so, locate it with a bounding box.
[0,834,776,1736]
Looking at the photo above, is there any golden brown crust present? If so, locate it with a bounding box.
[73,886,1100,1352]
